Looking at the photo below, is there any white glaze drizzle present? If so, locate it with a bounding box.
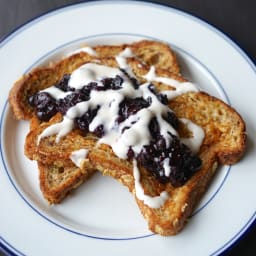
[99,82,178,158]
[133,159,169,208]
[67,46,98,57]
[115,47,135,77]
[42,87,72,100]
[163,158,171,177]
[38,117,74,144]
[68,63,123,90]
[143,66,198,99]
[37,48,205,208]
[179,118,205,154]
[70,149,89,168]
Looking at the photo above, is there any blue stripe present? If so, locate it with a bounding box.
[0,1,255,255]
[0,235,24,256]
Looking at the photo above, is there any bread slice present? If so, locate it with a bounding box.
[24,57,185,162]
[9,40,180,204]
[88,91,246,235]
[9,40,180,121]
[26,114,96,204]
[21,56,246,235]
[23,56,183,204]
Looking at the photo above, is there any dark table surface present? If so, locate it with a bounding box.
[0,1,255,255]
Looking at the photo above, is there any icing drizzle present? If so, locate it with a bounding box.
[36,47,204,208]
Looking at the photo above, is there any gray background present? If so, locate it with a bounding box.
[0,0,255,255]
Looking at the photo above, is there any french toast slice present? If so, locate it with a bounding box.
[26,92,245,234]
[23,57,183,203]
[25,113,97,163]
[9,40,180,204]
[22,58,246,235]
[88,91,246,235]
[8,40,246,235]
[24,57,185,162]
[27,114,96,204]
[9,40,180,121]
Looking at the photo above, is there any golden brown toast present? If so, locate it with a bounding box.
[88,91,246,235]
[38,160,95,204]
[23,58,246,235]
[9,40,180,121]
[27,114,96,204]
[8,40,246,235]
[24,57,185,162]
[23,56,183,204]
[9,40,180,204]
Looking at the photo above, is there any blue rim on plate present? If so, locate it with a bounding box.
[0,1,255,255]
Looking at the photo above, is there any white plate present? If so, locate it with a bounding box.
[0,1,255,255]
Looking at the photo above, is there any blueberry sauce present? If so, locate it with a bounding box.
[30,70,202,187]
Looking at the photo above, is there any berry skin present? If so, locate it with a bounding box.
[29,92,57,121]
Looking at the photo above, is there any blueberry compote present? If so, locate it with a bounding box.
[29,71,201,187]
